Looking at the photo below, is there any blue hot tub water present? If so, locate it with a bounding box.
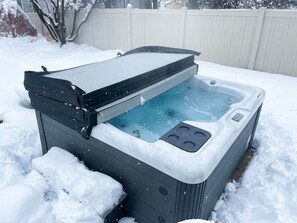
[108,79,240,142]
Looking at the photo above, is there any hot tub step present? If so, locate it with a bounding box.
[160,122,211,152]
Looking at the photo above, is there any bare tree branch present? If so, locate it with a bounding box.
[67,1,96,42]
[32,0,97,46]
[31,0,59,41]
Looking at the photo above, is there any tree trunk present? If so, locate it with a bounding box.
[152,0,157,9]
[59,0,66,45]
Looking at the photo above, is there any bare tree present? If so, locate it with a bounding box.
[31,0,97,45]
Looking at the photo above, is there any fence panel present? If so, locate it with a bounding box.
[76,9,129,50]
[184,10,259,68]
[130,9,183,49]
[254,10,297,77]
[27,13,43,35]
[28,9,297,76]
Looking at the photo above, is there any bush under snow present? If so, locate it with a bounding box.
[0,0,37,37]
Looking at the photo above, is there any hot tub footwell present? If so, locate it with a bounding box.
[36,105,262,223]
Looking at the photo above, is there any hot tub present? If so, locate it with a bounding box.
[34,74,264,222]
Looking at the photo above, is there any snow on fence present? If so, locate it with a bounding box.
[28,9,297,77]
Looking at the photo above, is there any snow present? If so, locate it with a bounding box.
[119,217,137,223]
[0,184,54,223]
[0,0,20,17]
[30,147,124,222]
[0,36,297,222]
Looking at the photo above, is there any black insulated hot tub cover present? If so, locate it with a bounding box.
[24,46,200,139]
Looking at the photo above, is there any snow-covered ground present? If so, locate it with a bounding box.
[0,36,296,223]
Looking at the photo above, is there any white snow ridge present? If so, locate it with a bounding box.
[0,147,124,223]
[0,184,54,223]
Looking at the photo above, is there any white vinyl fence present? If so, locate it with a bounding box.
[29,9,297,77]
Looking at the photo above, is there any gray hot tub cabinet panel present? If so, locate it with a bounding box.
[36,105,262,223]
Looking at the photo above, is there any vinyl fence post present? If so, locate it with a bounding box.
[179,6,187,48]
[127,5,132,50]
[248,8,266,70]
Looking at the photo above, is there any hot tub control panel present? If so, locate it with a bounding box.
[160,122,211,153]
[232,113,244,122]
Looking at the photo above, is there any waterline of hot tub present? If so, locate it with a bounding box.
[108,76,241,142]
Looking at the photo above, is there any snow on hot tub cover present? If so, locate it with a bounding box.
[24,46,200,139]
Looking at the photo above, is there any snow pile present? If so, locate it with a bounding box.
[24,147,124,223]
[0,121,41,188]
[0,0,19,16]
[0,146,124,223]
[0,0,37,37]
[0,149,26,189]
[0,184,54,223]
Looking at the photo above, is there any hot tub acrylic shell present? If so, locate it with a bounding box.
[35,76,264,222]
